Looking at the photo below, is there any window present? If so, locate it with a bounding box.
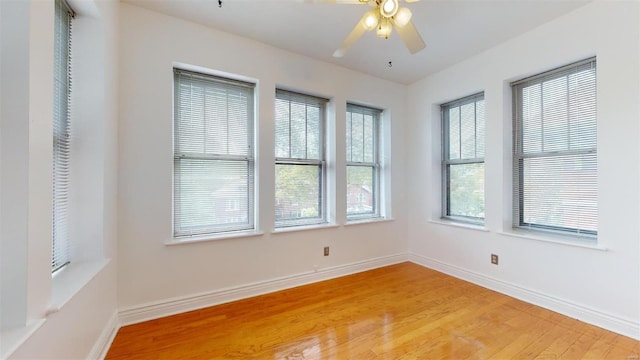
[346,104,381,220]
[52,0,74,272]
[441,93,485,223]
[512,58,597,238]
[173,69,255,237]
[275,90,328,227]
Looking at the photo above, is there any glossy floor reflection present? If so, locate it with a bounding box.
[106,262,639,359]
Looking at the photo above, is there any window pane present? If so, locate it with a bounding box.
[542,77,569,152]
[460,103,476,159]
[53,0,73,272]
[175,159,251,234]
[346,113,352,161]
[174,69,255,236]
[290,102,307,158]
[442,93,485,223]
[476,100,485,158]
[275,98,291,158]
[275,164,321,224]
[568,69,596,150]
[448,107,460,160]
[363,114,375,163]
[307,105,321,159]
[521,84,543,154]
[275,91,327,227]
[514,58,597,237]
[448,163,485,219]
[175,77,251,157]
[275,91,325,161]
[521,154,597,233]
[351,112,364,162]
[347,166,374,216]
[346,104,381,221]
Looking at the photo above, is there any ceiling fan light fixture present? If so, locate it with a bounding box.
[376,18,392,39]
[332,0,426,58]
[361,10,379,31]
[394,7,412,27]
[379,0,399,18]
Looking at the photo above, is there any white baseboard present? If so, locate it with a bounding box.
[88,311,120,360]
[118,253,408,326]
[409,253,640,340]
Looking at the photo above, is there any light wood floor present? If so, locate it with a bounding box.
[106,262,639,359]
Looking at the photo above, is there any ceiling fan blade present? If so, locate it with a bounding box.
[394,20,426,54]
[333,22,366,58]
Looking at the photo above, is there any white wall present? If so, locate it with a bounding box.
[1,0,30,334]
[117,3,408,313]
[407,1,640,339]
[2,0,120,358]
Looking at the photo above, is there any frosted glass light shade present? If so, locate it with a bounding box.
[379,0,399,18]
[394,7,412,27]
[361,10,379,31]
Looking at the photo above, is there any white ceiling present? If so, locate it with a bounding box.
[123,0,589,84]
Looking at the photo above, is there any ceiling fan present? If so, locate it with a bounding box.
[318,0,426,58]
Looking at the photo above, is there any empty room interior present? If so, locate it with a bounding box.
[1,0,639,358]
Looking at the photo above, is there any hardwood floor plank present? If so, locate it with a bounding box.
[106,262,638,359]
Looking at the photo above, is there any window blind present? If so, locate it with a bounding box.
[512,58,597,238]
[52,0,74,273]
[274,89,327,227]
[346,104,381,220]
[441,93,485,222]
[173,69,255,237]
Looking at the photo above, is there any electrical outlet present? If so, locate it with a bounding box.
[491,254,499,265]
[324,246,330,256]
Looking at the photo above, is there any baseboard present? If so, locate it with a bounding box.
[119,253,408,326]
[88,310,120,360]
[409,253,640,340]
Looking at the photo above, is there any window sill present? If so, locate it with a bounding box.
[167,230,265,245]
[0,319,46,360]
[272,222,339,234]
[429,219,489,232]
[51,259,110,312]
[497,230,606,251]
[345,217,394,226]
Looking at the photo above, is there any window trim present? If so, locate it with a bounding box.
[440,92,485,225]
[172,68,256,238]
[274,89,329,228]
[346,103,382,221]
[511,57,597,239]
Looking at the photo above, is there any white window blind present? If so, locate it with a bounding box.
[512,58,597,238]
[52,0,74,273]
[441,93,485,223]
[274,90,327,227]
[346,104,381,220]
[173,69,255,237]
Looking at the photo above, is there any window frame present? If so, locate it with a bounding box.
[172,68,256,238]
[512,57,597,239]
[346,103,382,221]
[274,89,328,228]
[441,92,485,224]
